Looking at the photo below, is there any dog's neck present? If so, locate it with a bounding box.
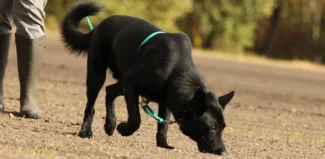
[166,68,206,122]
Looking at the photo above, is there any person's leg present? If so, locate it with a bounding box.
[0,0,13,112]
[13,0,47,118]
[13,0,47,39]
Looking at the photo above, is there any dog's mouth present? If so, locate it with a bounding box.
[197,138,227,156]
[198,147,228,156]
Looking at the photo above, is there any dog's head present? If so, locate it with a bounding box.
[179,89,234,156]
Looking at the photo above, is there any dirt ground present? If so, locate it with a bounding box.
[0,32,324,159]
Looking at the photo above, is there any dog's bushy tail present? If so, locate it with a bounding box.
[61,2,103,55]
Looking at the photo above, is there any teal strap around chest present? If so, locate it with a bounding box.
[137,31,165,50]
[138,31,167,124]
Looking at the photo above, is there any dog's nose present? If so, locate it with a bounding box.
[220,151,228,156]
[215,149,228,156]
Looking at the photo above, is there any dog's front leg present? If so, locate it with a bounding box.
[156,104,174,149]
[116,83,141,136]
[116,64,149,136]
[104,82,123,136]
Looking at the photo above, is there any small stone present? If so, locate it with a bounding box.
[70,122,81,125]
[9,113,15,118]
[291,108,297,113]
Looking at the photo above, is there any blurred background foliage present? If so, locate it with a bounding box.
[45,0,325,64]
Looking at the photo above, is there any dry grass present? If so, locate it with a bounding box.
[193,49,325,73]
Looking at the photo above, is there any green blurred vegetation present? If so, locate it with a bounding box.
[45,0,325,64]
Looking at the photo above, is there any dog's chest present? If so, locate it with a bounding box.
[137,86,166,104]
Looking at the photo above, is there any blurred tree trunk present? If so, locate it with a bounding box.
[202,30,217,49]
[302,0,311,24]
[258,0,283,55]
[311,0,324,42]
[311,0,324,63]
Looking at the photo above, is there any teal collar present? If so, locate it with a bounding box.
[137,31,165,50]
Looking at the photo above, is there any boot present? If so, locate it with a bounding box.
[0,33,11,112]
[16,34,44,119]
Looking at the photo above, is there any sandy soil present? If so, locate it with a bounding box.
[0,32,324,159]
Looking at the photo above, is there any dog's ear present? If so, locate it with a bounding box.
[218,91,235,109]
[184,88,209,120]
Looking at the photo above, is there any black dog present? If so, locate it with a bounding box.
[61,2,234,155]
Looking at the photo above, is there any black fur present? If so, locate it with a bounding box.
[61,2,235,155]
[61,2,103,54]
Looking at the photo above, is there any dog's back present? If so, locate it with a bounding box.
[61,2,193,80]
[61,2,195,102]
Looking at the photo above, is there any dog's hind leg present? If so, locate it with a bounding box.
[156,104,174,149]
[104,82,123,136]
[78,56,106,138]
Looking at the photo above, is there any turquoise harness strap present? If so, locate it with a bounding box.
[137,31,168,124]
[137,31,165,50]
[77,0,168,124]
[141,101,168,124]
[78,0,94,30]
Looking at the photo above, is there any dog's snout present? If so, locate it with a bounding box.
[220,151,228,156]
[215,149,228,156]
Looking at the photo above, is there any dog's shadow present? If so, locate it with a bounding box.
[62,132,79,136]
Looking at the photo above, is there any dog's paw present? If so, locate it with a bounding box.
[104,123,116,136]
[116,122,136,136]
[157,144,175,149]
[157,135,175,149]
[78,129,93,138]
